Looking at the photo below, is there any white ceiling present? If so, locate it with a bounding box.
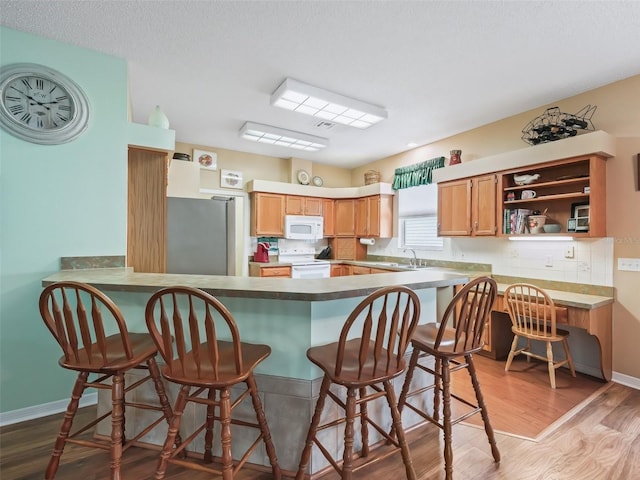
[2,0,640,168]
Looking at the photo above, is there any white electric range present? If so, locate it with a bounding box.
[278,248,330,279]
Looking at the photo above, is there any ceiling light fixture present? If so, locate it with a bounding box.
[239,121,328,151]
[270,78,387,129]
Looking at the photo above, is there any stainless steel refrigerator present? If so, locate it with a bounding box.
[166,196,236,275]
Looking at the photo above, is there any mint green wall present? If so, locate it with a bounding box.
[0,27,129,412]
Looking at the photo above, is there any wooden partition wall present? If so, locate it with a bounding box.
[127,147,168,273]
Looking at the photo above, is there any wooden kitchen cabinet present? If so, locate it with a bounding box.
[329,237,367,260]
[249,264,291,277]
[438,174,497,236]
[334,199,356,236]
[285,195,323,216]
[499,154,607,237]
[250,192,285,236]
[322,198,335,237]
[331,264,349,277]
[351,265,371,275]
[355,195,393,238]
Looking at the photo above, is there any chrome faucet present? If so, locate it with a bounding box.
[404,248,417,268]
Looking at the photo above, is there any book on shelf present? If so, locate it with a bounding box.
[503,208,533,234]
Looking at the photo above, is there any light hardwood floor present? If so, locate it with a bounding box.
[1,362,638,480]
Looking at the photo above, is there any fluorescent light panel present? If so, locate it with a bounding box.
[271,78,387,129]
[239,122,328,151]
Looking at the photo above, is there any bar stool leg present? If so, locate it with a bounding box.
[467,355,500,463]
[384,379,416,480]
[441,359,453,480]
[295,375,331,480]
[147,357,182,449]
[110,373,124,480]
[246,375,281,479]
[359,387,370,458]
[204,388,216,463]
[45,372,88,479]
[220,387,233,480]
[342,387,357,479]
[155,385,189,480]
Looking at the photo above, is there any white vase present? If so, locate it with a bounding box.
[148,105,169,129]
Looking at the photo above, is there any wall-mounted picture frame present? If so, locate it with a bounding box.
[193,149,217,170]
[571,202,590,232]
[221,169,243,189]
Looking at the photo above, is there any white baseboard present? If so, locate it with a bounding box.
[0,393,97,427]
[612,371,640,390]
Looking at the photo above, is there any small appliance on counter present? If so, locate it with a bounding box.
[254,242,270,263]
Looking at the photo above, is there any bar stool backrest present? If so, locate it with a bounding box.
[334,285,421,380]
[145,286,244,381]
[39,281,135,368]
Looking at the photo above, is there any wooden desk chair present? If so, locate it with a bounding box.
[39,281,178,480]
[396,276,500,480]
[144,286,281,480]
[295,285,421,480]
[503,283,576,389]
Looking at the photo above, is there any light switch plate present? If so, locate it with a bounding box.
[618,258,640,271]
[564,246,575,259]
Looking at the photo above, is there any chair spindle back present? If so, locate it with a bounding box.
[334,285,420,379]
[145,286,243,380]
[504,283,557,338]
[39,281,134,367]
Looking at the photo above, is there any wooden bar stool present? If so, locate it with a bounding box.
[396,276,500,480]
[39,281,178,480]
[295,285,421,480]
[145,286,281,480]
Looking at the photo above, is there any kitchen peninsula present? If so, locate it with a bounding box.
[42,266,469,474]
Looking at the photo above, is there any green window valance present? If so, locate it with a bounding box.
[392,156,445,190]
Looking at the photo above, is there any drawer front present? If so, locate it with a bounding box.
[260,267,291,277]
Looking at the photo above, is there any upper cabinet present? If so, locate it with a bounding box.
[434,131,615,239]
[355,195,394,238]
[334,199,356,236]
[322,199,335,237]
[438,174,496,236]
[250,192,285,236]
[285,195,323,216]
[499,155,607,237]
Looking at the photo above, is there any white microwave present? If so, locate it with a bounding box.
[284,215,323,240]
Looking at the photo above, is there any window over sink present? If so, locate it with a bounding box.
[398,184,443,251]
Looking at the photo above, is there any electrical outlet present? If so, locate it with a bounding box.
[564,246,575,259]
[578,261,591,272]
[618,258,640,272]
[545,256,553,267]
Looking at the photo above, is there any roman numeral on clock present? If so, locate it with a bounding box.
[20,112,32,123]
[36,79,44,90]
[9,104,24,114]
[21,78,32,89]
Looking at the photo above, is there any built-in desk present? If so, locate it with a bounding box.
[493,284,613,381]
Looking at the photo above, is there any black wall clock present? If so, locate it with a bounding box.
[0,63,90,145]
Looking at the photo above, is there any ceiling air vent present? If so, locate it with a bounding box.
[314,121,336,130]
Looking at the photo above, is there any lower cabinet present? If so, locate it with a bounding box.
[330,264,350,277]
[249,265,291,277]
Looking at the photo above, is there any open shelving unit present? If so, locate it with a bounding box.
[499,155,606,237]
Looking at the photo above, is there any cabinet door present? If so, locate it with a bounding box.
[438,179,472,236]
[304,197,323,216]
[323,199,335,237]
[375,195,393,238]
[285,195,304,215]
[355,197,368,236]
[473,174,497,236]
[351,265,371,275]
[334,199,356,236]
[251,193,285,236]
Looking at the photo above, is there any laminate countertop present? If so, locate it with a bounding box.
[42,267,470,301]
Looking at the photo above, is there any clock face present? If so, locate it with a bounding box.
[0,63,89,144]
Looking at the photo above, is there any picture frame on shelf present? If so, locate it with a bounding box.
[571,202,590,232]
[193,149,217,170]
[221,169,243,189]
